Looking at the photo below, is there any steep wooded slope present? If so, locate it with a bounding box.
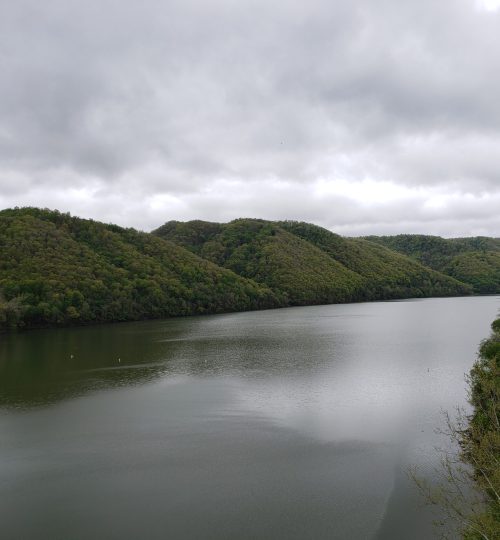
[155,219,365,305]
[1,209,477,332]
[0,208,278,330]
[155,219,472,303]
[279,221,472,299]
[365,234,500,293]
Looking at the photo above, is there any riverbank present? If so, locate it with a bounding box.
[462,317,500,539]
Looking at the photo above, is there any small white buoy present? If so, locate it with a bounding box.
[118,358,121,363]
[70,354,74,359]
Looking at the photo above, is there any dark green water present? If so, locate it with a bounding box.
[1,296,498,539]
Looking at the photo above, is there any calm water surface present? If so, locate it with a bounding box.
[1,296,499,539]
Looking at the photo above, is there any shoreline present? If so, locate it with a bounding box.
[3,292,493,335]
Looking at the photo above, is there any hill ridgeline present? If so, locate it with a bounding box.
[0,208,476,331]
[365,234,500,294]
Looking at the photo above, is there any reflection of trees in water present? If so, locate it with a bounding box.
[0,319,190,408]
[0,310,341,408]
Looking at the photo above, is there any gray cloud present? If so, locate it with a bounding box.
[0,0,500,235]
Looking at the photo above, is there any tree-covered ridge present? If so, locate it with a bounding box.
[0,208,279,330]
[444,251,500,294]
[0,209,478,332]
[155,218,366,306]
[365,234,500,293]
[154,218,471,305]
[279,221,472,300]
[154,220,223,257]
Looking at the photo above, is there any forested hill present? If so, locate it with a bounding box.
[365,234,500,293]
[155,219,367,306]
[278,221,472,300]
[153,219,471,305]
[0,209,476,332]
[0,208,279,330]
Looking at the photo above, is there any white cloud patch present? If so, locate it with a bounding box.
[476,0,500,11]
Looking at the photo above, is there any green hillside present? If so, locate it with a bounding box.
[0,209,478,332]
[278,221,472,300]
[154,219,471,304]
[155,219,365,305]
[365,234,500,293]
[0,208,279,330]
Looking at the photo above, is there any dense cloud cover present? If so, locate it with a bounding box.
[1,0,499,235]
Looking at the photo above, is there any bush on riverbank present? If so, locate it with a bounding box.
[411,317,499,539]
[462,317,500,539]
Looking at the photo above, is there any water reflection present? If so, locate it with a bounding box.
[0,297,499,540]
[1,298,499,416]
[0,308,351,408]
[0,321,176,407]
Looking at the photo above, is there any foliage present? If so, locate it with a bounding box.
[0,208,479,332]
[154,218,472,306]
[412,318,500,539]
[366,234,500,294]
[0,208,279,330]
[464,318,500,539]
[155,218,365,305]
[279,221,472,300]
[444,252,500,294]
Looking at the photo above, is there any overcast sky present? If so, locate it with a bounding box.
[1,0,500,236]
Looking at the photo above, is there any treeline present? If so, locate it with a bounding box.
[0,208,480,331]
[365,234,500,294]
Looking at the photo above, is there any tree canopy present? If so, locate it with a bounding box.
[365,234,500,294]
[0,208,480,331]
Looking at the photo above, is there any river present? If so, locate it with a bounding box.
[0,296,498,539]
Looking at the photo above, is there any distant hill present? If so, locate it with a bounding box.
[0,208,279,330]
[154,219,471,305]
[1,209,480,332]
[365,234,500,293]
[277,221,473,300]
[154,219,365,306]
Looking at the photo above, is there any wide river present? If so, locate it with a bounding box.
[1,296,498,539]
